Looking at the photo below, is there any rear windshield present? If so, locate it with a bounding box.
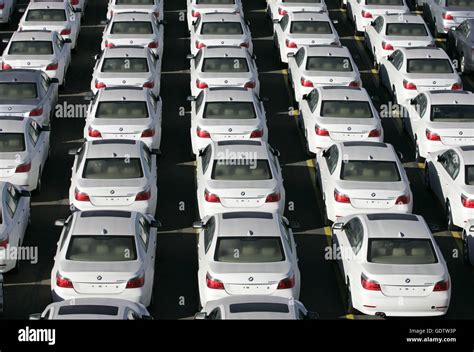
[214,237,285,262]
[430,105,474,122]
[340,161,401,182]
[111,22,153,34]
[58,305,119,316]
[66,236,137,261]
[196,0,235,3]
[366,0,404,4]
[211,160,272,180]
[203,102,256,119]
[9,41,53,55]
[306,56,352,71]
[202,58,249,72]
[290,21,332,34]
[406,59,453,74]
[201,22,243,35]
[0,133,26,152]
[96,101,149,119]
[0,83,37,99]
[368,238,438,264]
[116,0,154,4]
[83,158,143,179]
[101,58,149,73]
[229,303,290,313]
[447,0,474,6]
[386,24,428,36]
[321,101,373,118]
[26,9,66,22]
[465,165,474,185]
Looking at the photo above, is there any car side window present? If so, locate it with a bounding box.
[391,51,403,71]
[149,91,157,111]
[281,221,293,253]
[307,89,319,112]
[324,145,339,175]
[40,74,50,93]
[345,217,364,255]
[193,15,202,30]
[59,217,73,251]
[138,215,150,249]
[201,144,212,174]
[295,48,305,67]
[195,91,205,112]
[194,49,203,69]
[446,150,460,180]
[76,146,86,172]
[203,216,215,253]
[280,14,289,31]
[414,94,427,117]
[55,34,64,51]
[142,146,152,171]
[28,121,40,147]
[374,16,384,33]
[5,185,20,218]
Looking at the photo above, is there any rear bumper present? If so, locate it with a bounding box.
[52,287,146,305]
[0,172,36,191]
[70,199,155,216]
[329,202,412,222]
[198,198,284,219]
[200,286,297,307]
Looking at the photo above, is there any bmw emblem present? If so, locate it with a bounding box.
[248,277,254,282]
[371,193,376,197]
[110,190,115,195]
[130,40,134,44]
[7,107,12,111]
[347,127,352,131]
[224,80,228,84]
[122,80,126,84]
[228,128,232,132]
[241,191,245,196]
[459,131,463,135]
[221,41,224,44]
[311,40,315,44]
[405,278,411,284]
[433,81,436,84]
[329,78,333,82]
[97,276,102,281]
[27,62,31,66]
[408,42,411,46]
[119,127,123,132]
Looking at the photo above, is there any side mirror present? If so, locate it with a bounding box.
[158,20,167,25]
[68,148,78,156]
[194,312,208,320]
[64,38,72,44]
[150,220,162,228]
[193,221,204,229]
[437,155,444,163]
[322,149,329,158]
[332,19,339,24]
[332,222,344,231]
[272,149,281,157]
[151,148,161,156]
[41,125,50,132]
[370,21,375,26]
[73,8,82,13]
[84,92,94,101]
[252,54,257,60]
[198,149,205,157]
[288,221,300,230]
[187,95,196,102]
[302,94,308,100]
[305,311,319,320]
[50,78,60,84]
[397,151,404,161]
[272,19,279,24]
[29,313,43,320]
[409,98,416,105]
[246,20,251,26]
[287,52,295,58]
[54,219,66,227]
[20,190,31,197]
[187,54,195,60]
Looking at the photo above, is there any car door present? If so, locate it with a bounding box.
[369,16,384,57]
[289,47,305,88]
[142,145,157,209]
[196,144,212,199]
[319,144,339,200]
[56,33,71,75]
[433,149,460,202]
[385,50,404,91]
[338,217,364,285]
[280,220,300,283]
[137,215,156,303]
[197,216,216,288]
[407,93,427,139]
[27,120,47,179]
[12,185,29,240]
[455,22,471,60]
[5,184,24,247]
[274,14,289,49]
[301,88,318,131]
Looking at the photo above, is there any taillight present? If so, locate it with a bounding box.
[88,127,102,138]
[95,80,106,89]
[46,63,58,71]
[382,41,394,50]
[0,3,5,10]
[265,192,281,203]
[278,8,288,16]
[29,107,43,117]
[70,0,79,5]
[244,81,256,89]
[285,39,297,48]
[60,28,72,36]
[148,41,158,49]
[395,194,410,205]
[361,274,381,291]
[239,42,249,48]
[191,10,201,17]
[433,278,450,291]
[56,273,73,289]
[277,275,295,289]
[0,238,8,249]
[315,125,329,136]
[105,40,115,48]
[15,162,31,173]
[461,194,474,208]
[126,275,145,289]
[250,129,264,138]
[403,79,417,90]
[1,62,12,70]
[143,81,155,89]
[300,77,313,87]
[141,128,155,137]
[362,10,373,18]
[206,273,224,289]
[425,129,441,141]
[204,189,220,203]
[349,80,360,88]
[74,189,90,202]
[334,189,350,203]
[451,82,463,90]
[196,79,208,89]
[442,12,454,20]
[195,41,206,49]
[368,128,381,137]
[135,189,151,201]
[196,126,211,138]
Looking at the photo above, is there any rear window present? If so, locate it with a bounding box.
[290,21,332,34]
[465,165,474,185]
[9,41,53,55]
[58,305,119,316]
[66,236,137,261]
[406,59,453,74]
[321,101,373,118]
[196,0,235,3]
[0,133,26,152]
[283,0,320,2]
[96,101,149,119]
[201,22,243,35]
[430,105,474,122]
[229,303,290,313]
[211,160,272,180]
[386,24,428,36]
[26,9,66,22]
[368,238,438,264]
[366,0,404,4]
[0,83,37,99]
[203,102,256,119]
[447,0,474,6]
[111,22,153,34]
[202,58,249,72]
[214,237,285,262]
[306,56,353,71]
[101,58,149,73]
[83,158,143,179]
[116,0,154,4]
[340,161,401,182]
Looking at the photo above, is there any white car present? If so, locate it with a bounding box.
[331,213,451,317]
[68,140,159,216]
[101,11,164,58]
[196,295,316,320]
[273,12,340,63]
[196,140,285,218]
[424,0,474,37]
[0,182,30,273]
[347,0,409,35]
[190,12,253,56]
[266,0,327,21]
[288,45,361,104]
[84,87,162,150]
[18,0,81,50]
[299,87,383,156]
[51,210,160,307]
[69,0,88,13]
[316,141,412,224]
[462,220,474,265]
[187,0,243,31]
[0,117,50,192]
[365,14,434,68]
[90,46,161,95]
[189,87,268,155]
[107,0,163,21]
[379,47,462,105]
[30,298,152,320]
[188,46,259,97]
[0,0,16,24]
[425,145,474,230]
[403,91,474,161]
[2,30,72,86]
[195,211,300,307]
[0,69,58,127]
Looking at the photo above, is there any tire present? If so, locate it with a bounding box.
[304,129,316,159]
[424,163,431,191]
[345,280,356,315]
[463,233,471,265]
[446,201,459,231]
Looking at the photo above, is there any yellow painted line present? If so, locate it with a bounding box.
[370,68,378,75]
[346,314,355,320]
[435,38,446,42]
[324,226,331,237]
[354,35,364,41]
[451,231,462,239]
[418,162,425,169]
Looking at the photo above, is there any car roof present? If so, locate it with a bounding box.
[0,116,31,132]
[103,46,150,58]
[201,46,249,58]
[383,14,425,24]
[111,11,154,21]
[337,141,396,161]
[215,212,281,238]
[99,87,149,101]
[84,139,143,159]
[398,47,448,59]
[287,11,330,21]
[70,210,138,237]
[0,69,42,83]
[200,12,243,22]
[204,87,255,102]
[212,140,270,159]
[358,213,431,239]
[11,30,54,41]
[423,90,474,105]
[304,45,351,57]
[318,87,370,101]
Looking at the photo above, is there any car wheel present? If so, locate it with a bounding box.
[424,163,431,191]
[446,201,459,231]
[322,201,331,226]
[463,233,471,264]
[345,280,356,315]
